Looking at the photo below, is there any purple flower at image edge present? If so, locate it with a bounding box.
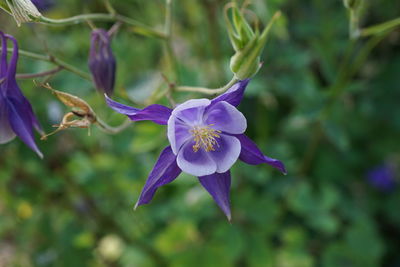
[88,29,116,97]
[106,80,286,220]
[0,31,43,158]
[31,0,54,11]
[367,164,396,192]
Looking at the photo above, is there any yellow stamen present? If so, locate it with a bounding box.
[190,125,221,152]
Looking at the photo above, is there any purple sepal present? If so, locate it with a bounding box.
[6,98,43,158]
[211,79,250,107]
[135,146,181,208]
[235,134,286,174]
[105,95,172,125]
[31,0,54,11]
[0,32,42,158]
[198,171,232,221]
[88,29,116,96]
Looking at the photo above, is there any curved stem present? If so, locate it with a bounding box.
[2,48,92,80]
[39,14,166,39]
[96,117,132,134]
[361,17,400,37]
[16,66,63,79]
[176,76,238,95]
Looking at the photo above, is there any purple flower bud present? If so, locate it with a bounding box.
[367,164,397,192]
[0,31,43,158]
[88,29,116,96]
[31,0,54,11]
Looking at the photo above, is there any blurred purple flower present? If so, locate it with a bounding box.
[88,29,116,96]
[106,80,286,220]
[367,164,396,192]
[0,31,43,158]
[31,0,54,11]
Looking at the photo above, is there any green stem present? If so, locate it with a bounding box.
[103,0,116,16]
[39,14,166,39]
[165,0,173,37]
[299,31,391,175]
[2,48,92,80]
[176,76,238,95]
[163,0,179,82]
[349,9,360,39]
[361,17,400,37]
[15,66,63,79]
[322,31,390,118]
[298,122,323,175]
[96,118,132,134]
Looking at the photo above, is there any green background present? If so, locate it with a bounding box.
[0,0,399,266]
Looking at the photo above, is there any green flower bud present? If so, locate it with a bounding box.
[343,0,361,9]
[230,34,260,79]
[3,0,42,26]
[225,5,280,79]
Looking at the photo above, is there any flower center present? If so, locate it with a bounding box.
[190,125,221,152]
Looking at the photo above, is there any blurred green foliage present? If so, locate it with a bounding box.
[0,0,399,266]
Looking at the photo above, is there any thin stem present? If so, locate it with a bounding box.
[161,74,176,107]
[108,21,122,37]
[96,117,132,134]
[349,9,360,39]
[298,31,391,175]
[165,0,173,37]
[39,14,166,39]
[322,31,390,117]
[2,48,92,80]
[163,0,179,82]
[176,76,238,95]
[298,122,323,175]
[361,17,400,37]
[202,0,224,77]
[16,66,63,79]
[103,0,116,16]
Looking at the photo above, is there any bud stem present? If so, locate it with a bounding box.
[96,118,132,134]
[38,14,166,39]
[360,16,400,37]
[176,77,238,95]
[1,47,92,80]
[15,66,63,79]
[349,9,360,39]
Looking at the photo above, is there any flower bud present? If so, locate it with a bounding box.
[88,29,116,96]
[3,0,42,26]
[31,0,54,11]
[343,0,361,9]
[225,5,280,79]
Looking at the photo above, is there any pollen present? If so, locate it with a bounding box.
[190,125,221,152]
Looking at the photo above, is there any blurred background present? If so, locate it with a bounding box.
[0,0,399,266]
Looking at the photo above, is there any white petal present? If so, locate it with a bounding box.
[176,140,217,176]
[167,116,192,155]
[208,134,241,173]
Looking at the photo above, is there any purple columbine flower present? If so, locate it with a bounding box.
[367,164,396,192]
[88,29,116,97]
[31,0,54,11]
[106,80,286,220]
[0,31,43,158]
